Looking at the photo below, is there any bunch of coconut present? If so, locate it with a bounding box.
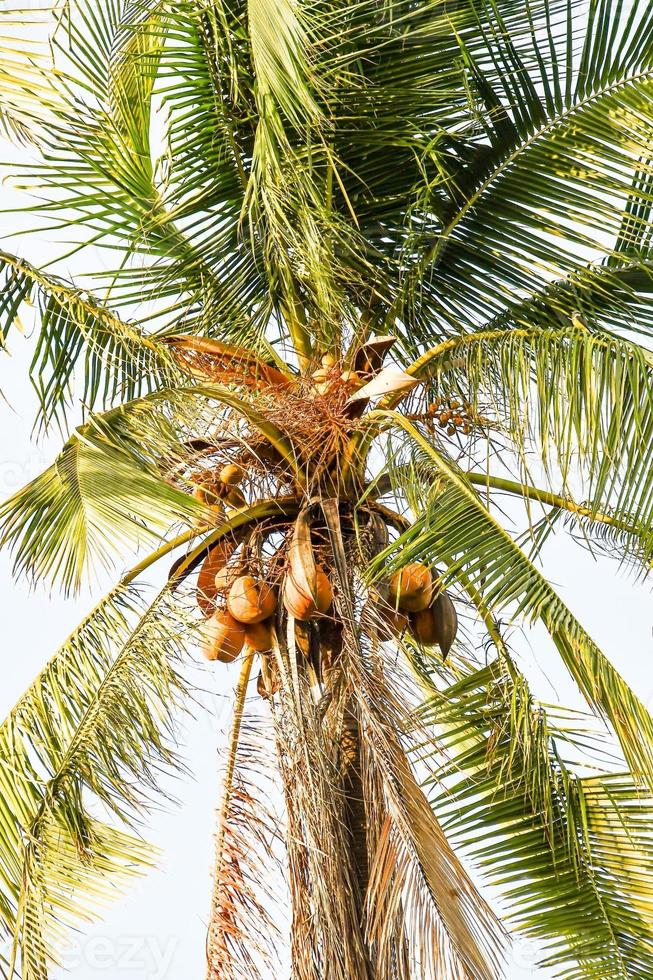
[365,562,458,657]
[198,508,334,690]
[201,560,277,664]
[192,462,247,510]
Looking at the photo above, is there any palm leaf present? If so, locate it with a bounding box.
[0,581,196,977]
[392,0,653,343]
[369,414,653,788]
[398,325,653,567]
[421,659,653,978]
[206,653,282,979]
[0,250,174,427]
[0,400,203,593]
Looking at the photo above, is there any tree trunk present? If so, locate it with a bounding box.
[341,701,373,963]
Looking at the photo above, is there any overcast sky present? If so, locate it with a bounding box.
[1,21,653,980]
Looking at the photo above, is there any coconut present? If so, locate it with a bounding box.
[202,609,245,663]
[321,353,336,368]
[283,565,333,620]
[361,598,408,640]
[227,575,277,624]
[219,463,244,486]
[196,541,234,616]
[388,563,433,612]
[244,618,274,652]
[410,607,439,645]
[431,591,458,657]
[225,487,247,509]
[193,484,220,506]
[214,566,232,594]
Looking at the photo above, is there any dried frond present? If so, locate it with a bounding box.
[206,656,283,980]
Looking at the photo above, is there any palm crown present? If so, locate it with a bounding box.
[2,1,653,978]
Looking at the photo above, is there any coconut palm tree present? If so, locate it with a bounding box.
[2,0,653,977]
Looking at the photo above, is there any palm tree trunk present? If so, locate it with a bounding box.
[341,702,369,922]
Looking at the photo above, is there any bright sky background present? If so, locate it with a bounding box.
[1,8,653,978]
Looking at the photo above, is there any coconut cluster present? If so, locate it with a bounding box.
[309,352,364,396]
[192,462,247,509]
[198,519,457,701]
[198,512,337,697]
[364,561,458,655]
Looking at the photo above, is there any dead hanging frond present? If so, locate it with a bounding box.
[161,335,292,390]
[206,654,283,980]
[350,635,505,980]
[317,500,505,980]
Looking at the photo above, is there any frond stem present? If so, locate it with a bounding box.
[464,471,637,535]
[206,652,254,975]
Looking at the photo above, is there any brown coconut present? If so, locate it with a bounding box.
[244,618,274,652]
[431,591,458,657]
[214,566,232,595]
[219,463,244,486]
[283,565,333,620]
[410,607,439,646]
[202,609,245,663]
[196,541,235,617]
[225,487,247,509]
[361,598,408,641]
[388,563,433,612]
[227,575,277,624]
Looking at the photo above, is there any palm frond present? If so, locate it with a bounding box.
[206,653,282,980]
[0,581,196,977]
[0,398,203,592]
[5,0,267,350]
[0,250,175,427]
[478,254,653,341]
[421,658,653,978]
[320,501,505,980]
[400,325,653,567]
[370,415,653,788]
[393,0,653,343]
[0,372,313,593]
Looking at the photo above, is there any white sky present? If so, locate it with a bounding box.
[1,10,653,979]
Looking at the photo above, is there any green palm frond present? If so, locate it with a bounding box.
[400,324,653,566]
[0,401,203,593]
[6,0,267,350]
[0,581,196,977]
[0,251,175,427]
[0,377,306,592]
[478,255,653,341]
[393,0,653,342]
[421,660,653,978]
[370,415,653,787]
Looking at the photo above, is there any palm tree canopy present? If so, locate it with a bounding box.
[1,1,653,978]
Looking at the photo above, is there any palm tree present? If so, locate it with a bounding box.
[2,0,653,977]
